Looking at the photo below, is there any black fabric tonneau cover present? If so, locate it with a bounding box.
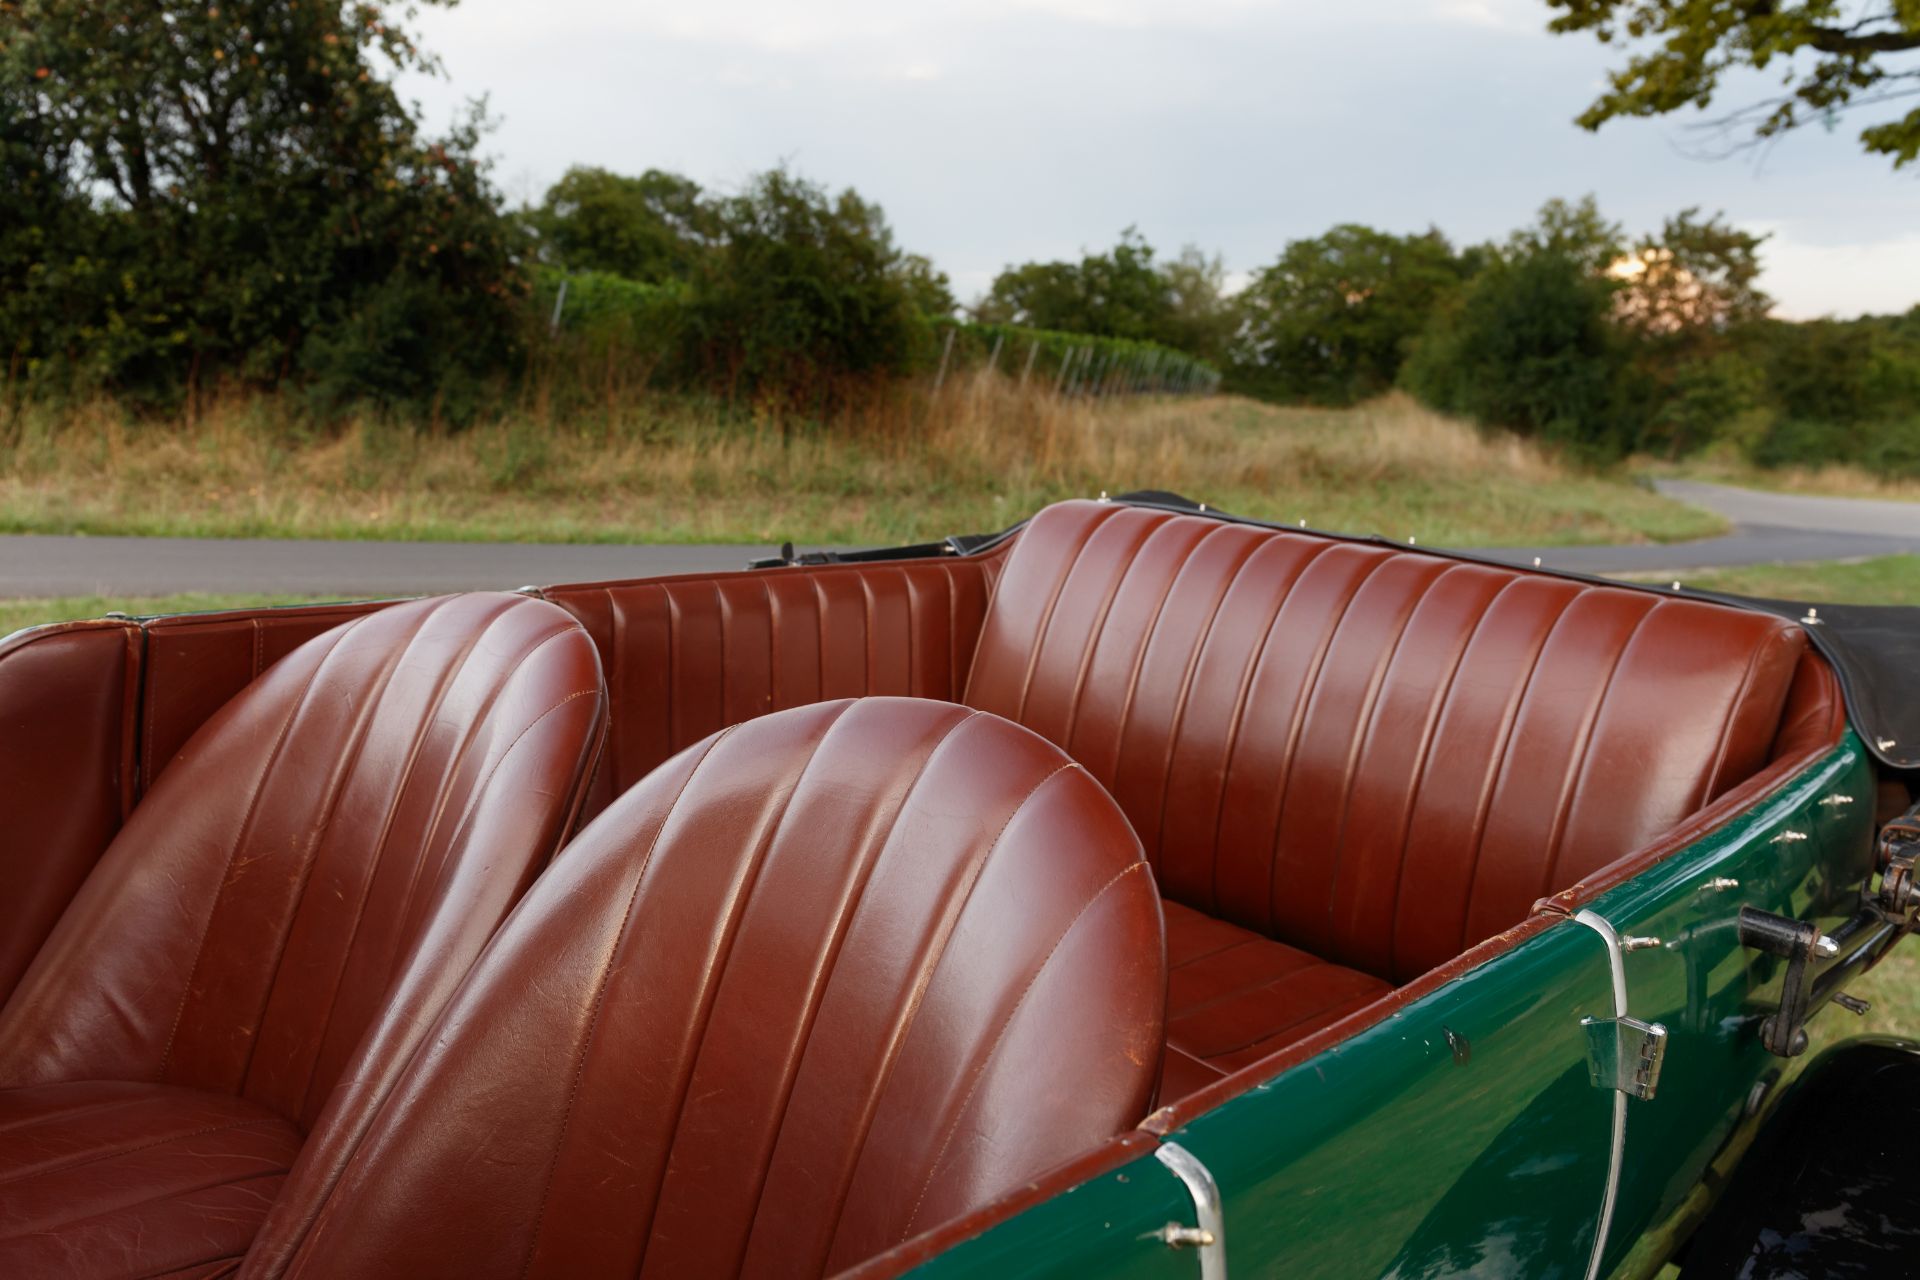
[1692,595,1920,771]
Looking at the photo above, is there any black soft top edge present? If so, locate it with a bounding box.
[823,489,1916,771]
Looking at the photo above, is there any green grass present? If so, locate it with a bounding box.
[0,593,321,639]
[1651,555,1920,605]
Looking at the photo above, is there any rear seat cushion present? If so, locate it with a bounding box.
[0,1081,302,1279]
[1160,901,1391,1101]
[968,501,1810,984]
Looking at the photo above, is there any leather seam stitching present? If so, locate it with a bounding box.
[731,707,984,1270]
[1384,572,1514,980]
[901,857,1151,1236]
[0,1115,288,1187]
[1455,586,1584,954]
[1201,539,1334,918]
[820,757,1079,1262]
[1536,598,1664,901]
[1259,551,1393,938]
[515,727,737,1280]
[155,615,373,1082]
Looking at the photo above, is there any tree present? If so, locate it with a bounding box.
[1,0,524,410]
[1613,209,1770,335]
[1402,249,1631,457]
[1545,0,1920,167]
[1506,195,1624,276]
[1234,225,1470,404]
[893,253,958,318]
[687,168,928,401]
[976,229,1174,342]
[531,166,714,283]
[1158,246,1236,365]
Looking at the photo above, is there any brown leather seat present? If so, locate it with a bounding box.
[265,697,1164,1280]
[544,554,1005,819]
[0,593,607,1279]
[965,501,1811,1092]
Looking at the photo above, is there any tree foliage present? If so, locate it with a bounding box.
[1233,225,1472,404]
[1,0,525,412]
[1545,0,1920,166]
[1404,248,1630,456]
[529,166,714,284]
[976,229,1234,362]
[683,168,931,401]
[976,228,1173,342]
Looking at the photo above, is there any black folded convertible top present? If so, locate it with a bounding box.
[1693,595,1920,771]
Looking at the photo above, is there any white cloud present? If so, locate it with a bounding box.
[1755,227,1920,319]
[404,0,1920,319]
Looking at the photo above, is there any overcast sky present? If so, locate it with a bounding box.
[401,0,1920,319]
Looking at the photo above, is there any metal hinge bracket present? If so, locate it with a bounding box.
[1581,1015,1668,1100]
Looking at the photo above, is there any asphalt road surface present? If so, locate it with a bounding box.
[4,479,1918,598]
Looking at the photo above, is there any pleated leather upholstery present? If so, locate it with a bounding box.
[966,500,1809,984]
[546,555,1002,818]
[274,698,1164,1280]
[0,592,606,1122]
[1158,901,1392,1098]
[0,621,139,1007]
[0,1082,302,1279]
[0,594,607,1280]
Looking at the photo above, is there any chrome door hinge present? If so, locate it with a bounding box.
[1581,1015,1669,1100]
[1151,1141,1227,1280]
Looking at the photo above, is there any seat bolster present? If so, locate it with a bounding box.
[0,1081,301,1280]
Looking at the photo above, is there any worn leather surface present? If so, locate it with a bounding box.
[966,500,1811,983]
[0,592,606,1280]
[545,555,1004,818]
[274,697,1163,1280]
[0,1081,302,1279]
[0,592,605,1121]
[141,602,396,792]
[0,621,140,1006]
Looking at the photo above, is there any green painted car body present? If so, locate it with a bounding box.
[905,734,1882,1280]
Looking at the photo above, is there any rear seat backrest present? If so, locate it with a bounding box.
[547,556,1002,818]
[965,501,1810,983]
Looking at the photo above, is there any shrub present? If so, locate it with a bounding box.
[1402,250,1631,458]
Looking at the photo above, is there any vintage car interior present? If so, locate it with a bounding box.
[0,496,1876,1277]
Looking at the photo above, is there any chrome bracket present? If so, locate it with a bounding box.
[1152,1141,1227,1280]
[1581,1015,1669,1100]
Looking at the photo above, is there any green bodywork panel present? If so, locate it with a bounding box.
[1588,737,1876,1279]
[913,735,1877,1279]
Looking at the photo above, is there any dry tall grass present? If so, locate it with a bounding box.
[0,377,1721,547]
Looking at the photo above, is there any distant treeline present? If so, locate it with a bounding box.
[4,0,1915,473]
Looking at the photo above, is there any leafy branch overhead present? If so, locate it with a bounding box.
[1544,0,1920,165]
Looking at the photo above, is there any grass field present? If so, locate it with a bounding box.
[1664,554,1920,604]
[0,387,1723,548]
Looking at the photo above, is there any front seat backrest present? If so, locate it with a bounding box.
[271,697,1164,1280]
[0,592,608,1125]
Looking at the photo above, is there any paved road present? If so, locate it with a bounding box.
[1475,479,1920,577]
[5,479,1918,597]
